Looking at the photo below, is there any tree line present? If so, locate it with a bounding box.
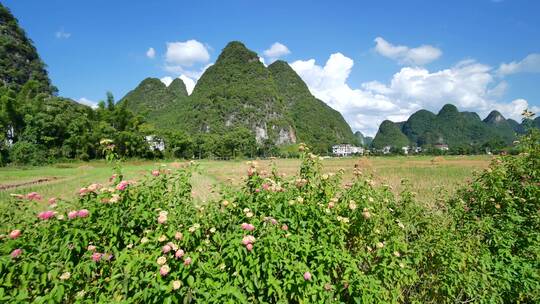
[0,81,286,166]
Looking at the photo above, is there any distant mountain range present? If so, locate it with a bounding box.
[119,41,358,152]
[372,104,539,149]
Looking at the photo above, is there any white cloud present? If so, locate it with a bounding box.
[77,97,97,108]
[179,75,196,95]
[55,29,71,39]
[160,76,173,87]
[497,53,540,76]
[146,47,156,59]
[165,40,210,67]
[291,53,537,136]
[159,75,196,95]
[374,37,442,65]
[263,42,291,63]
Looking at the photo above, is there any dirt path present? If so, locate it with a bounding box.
[0,177,60,191]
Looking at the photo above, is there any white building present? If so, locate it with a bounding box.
[145,135,165,151]
[434,144,449,151]
[332,144,364,156]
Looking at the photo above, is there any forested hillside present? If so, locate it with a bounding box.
[0,4,55,94]
[0,3,152,165]
[120,42,358,154]
[372,103,537,153]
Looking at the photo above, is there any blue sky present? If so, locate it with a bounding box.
[4,0,540,135]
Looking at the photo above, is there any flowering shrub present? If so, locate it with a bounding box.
[0,131,539,303]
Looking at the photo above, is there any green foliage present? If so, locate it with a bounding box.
[371,120,409,149]
[354,131,372,147]
[0,83,155,165]
[121,44,358,155]
[268,60,358,152]
[117,78,187,127]
[9,141,47,165]
[1,128,539,302]
[445,125,540,302]
[0,4,55,94]
[375,104,539,152]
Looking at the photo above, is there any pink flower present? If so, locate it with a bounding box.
[175,249,185,259]
[77,209,90,218]
[11,248,22,259]
[48,197,57,205]
[157,215,167,224]
[246,243,253,251]
[183,257,192,266]
[92,252,102,262]
[241,235,256,245]
[116,181,129,191]
[68,211,78,219]
[160,265,170,276]
[151,170,160,176]
[303,272,312,281]
[9,229,21,239]
[87,183,101,192]
[241,223,255,231]
[37,210,55,220]
[262,183,270,191]
[270,218,278,225]
[79,187,88,196]
[109,174,117,182]
[27,192,42,201]
[162,245,172,253]
[255,188,260,193]
[281,224,288,231]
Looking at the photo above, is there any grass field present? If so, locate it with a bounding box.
[0,155,492,207]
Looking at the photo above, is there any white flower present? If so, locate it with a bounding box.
[158,235,167,242]
[348,200,357,211]
[157,256,167,265]
[140,237,149,244]
[209,227,216,233]
[172,280,181,290]
[246,212,254,218]
[59,272,71,280]
[159,211,168,217]
[76,290,86,298]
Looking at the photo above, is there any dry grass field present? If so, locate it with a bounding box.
[0,155,492,207]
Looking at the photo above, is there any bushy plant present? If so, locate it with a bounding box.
[1,132,539,303]
[9,141,48,165]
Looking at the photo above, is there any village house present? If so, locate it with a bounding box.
[332,144,364,156]
[434,144,449,151]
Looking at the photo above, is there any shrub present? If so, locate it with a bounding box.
[0,132,538,303]
[9,141,48,165]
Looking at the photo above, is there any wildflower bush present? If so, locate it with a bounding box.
[0,129,539,303]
